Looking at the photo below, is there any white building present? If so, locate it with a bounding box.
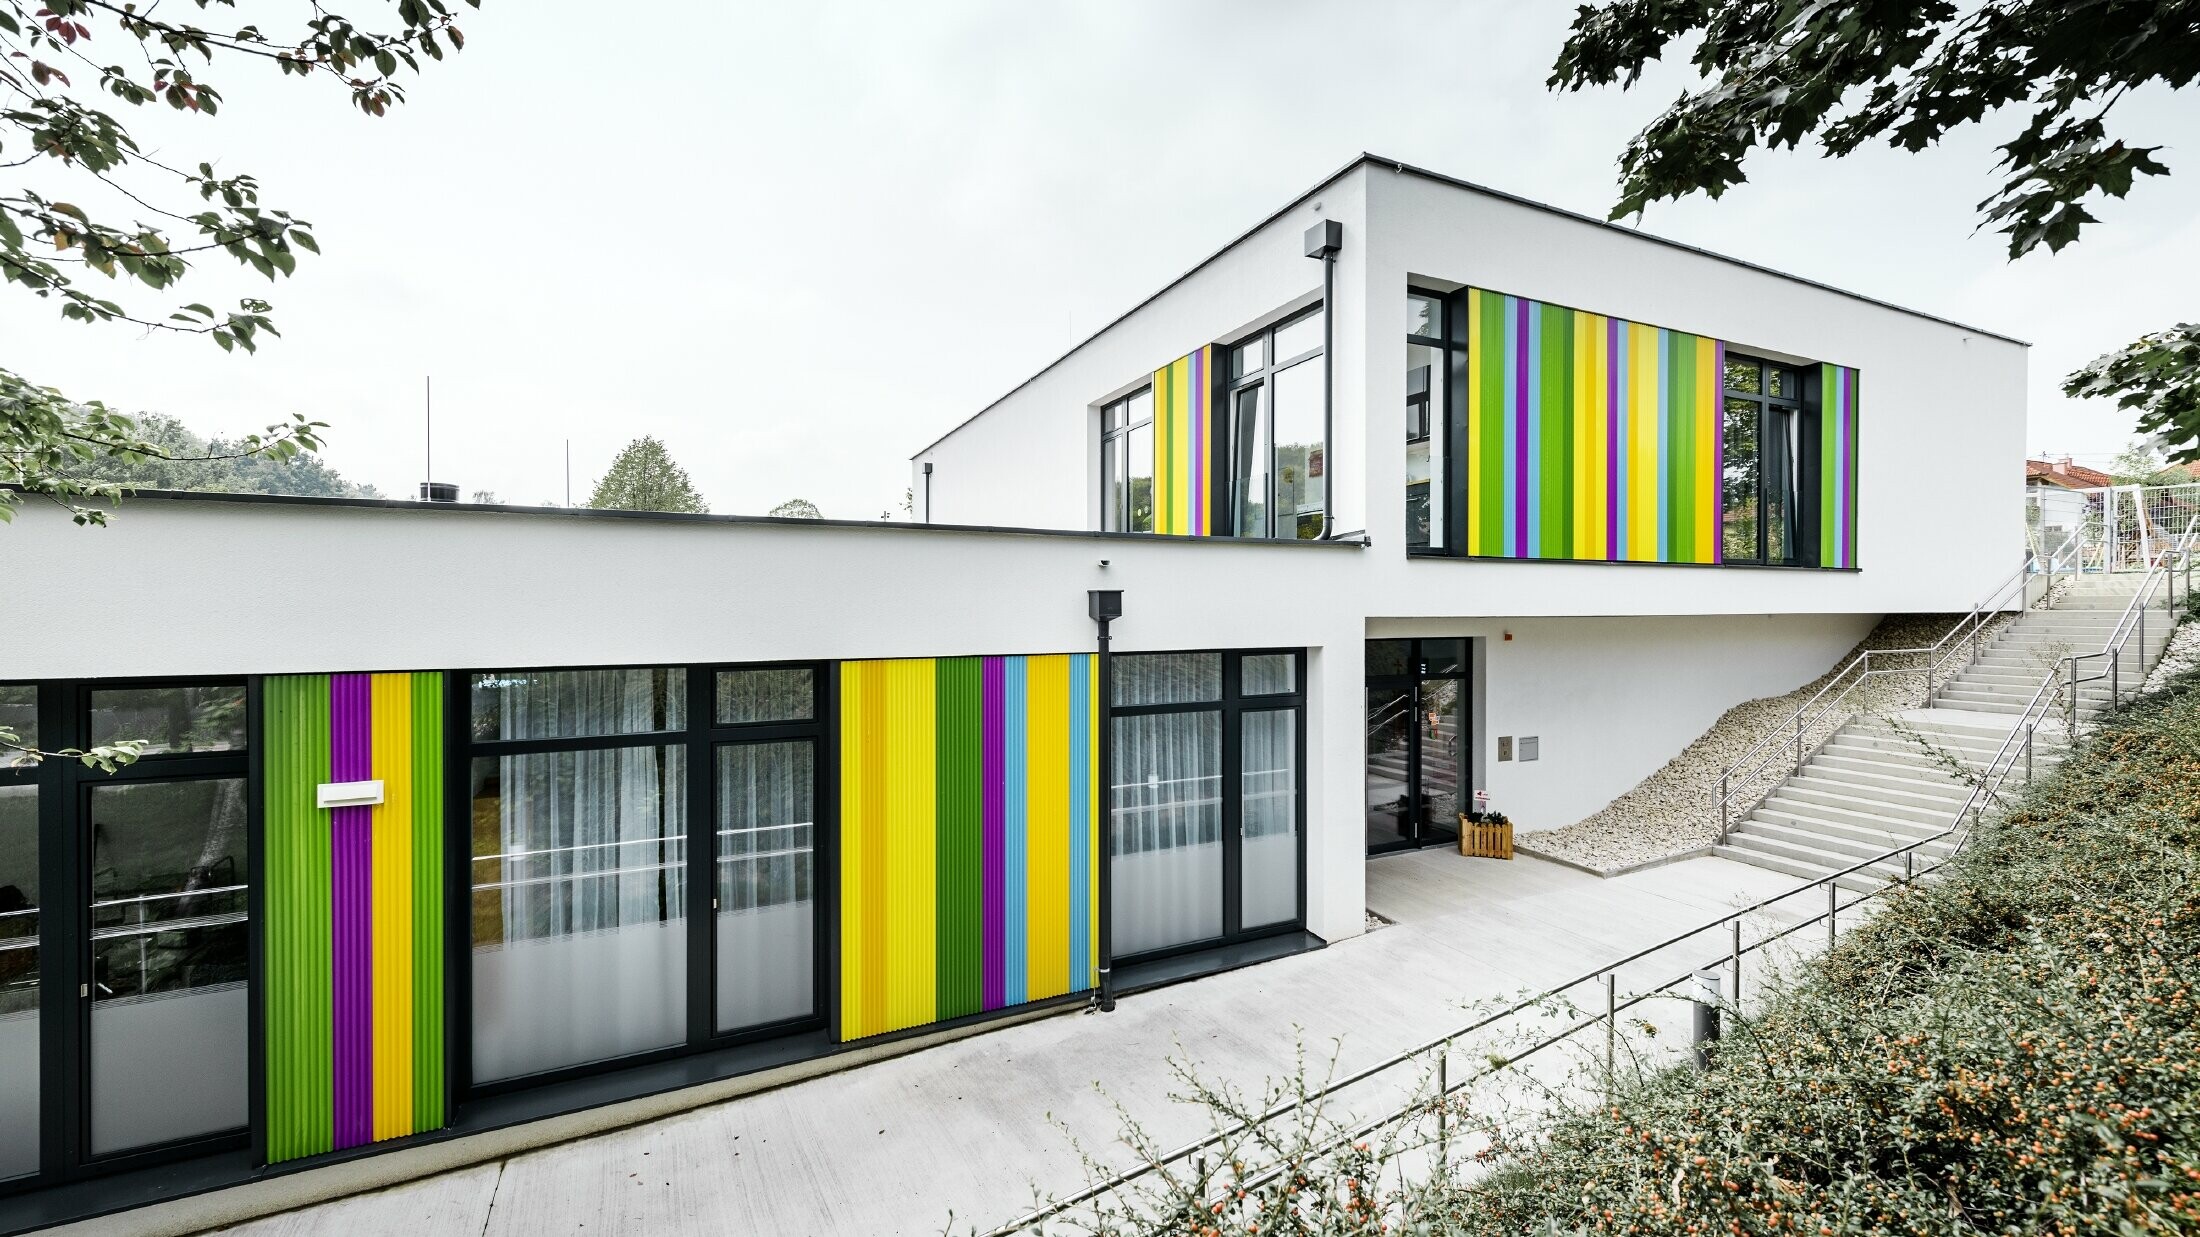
[0,154,2026,1227]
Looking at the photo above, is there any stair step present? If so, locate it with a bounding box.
[1807,752,1971,787]
[1710,845,1891,894]
[1799,763,1973,801]
[1788,770,1970,810]
[1735,814,1957,860]
[1759,794,1961,837]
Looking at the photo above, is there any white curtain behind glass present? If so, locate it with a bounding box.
[1110,712,1221,956]
[472,669,687,1083]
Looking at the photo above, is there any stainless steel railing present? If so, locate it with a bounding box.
[1711,540,2076,843]
[980,641,2086,1236]
[2063,511,2199,725]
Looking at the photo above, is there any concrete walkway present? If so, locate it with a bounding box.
[206,852,1821,1237]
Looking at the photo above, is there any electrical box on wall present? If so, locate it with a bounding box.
[1497,736,1512,762]
[1519,736,1540,762]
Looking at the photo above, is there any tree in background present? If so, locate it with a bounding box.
[768,498,822,518]
[1549,0,2200,458]
[588,437,709,514]
[2,0,478,522]
[53,411,377,497]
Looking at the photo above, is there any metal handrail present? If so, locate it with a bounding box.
[1712,544,2067,841]
[981,649,2079,1237]
[2064,511,2199,723]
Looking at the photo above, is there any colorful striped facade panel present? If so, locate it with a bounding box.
[1821,364,1859,569]
[839,654,1099,1041]
[264,672,445,1164]
[1463,289,1720,563]
[1151,347,1212,536]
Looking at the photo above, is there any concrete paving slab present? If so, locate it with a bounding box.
[207,850,1827,1237]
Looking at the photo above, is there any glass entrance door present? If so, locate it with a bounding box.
[1365,640,1468,853]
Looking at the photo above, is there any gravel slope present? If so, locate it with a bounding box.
[1516,611,2014,874]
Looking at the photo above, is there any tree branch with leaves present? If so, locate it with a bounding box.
[0,0,478,523]
[1549,0,2200,458]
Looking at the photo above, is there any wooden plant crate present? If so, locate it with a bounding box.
[1459,816,1514,860]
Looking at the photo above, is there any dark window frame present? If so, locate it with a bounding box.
[451,660,834,1103]
[1107,649,1308,968]
[1721,352,1820,568]
[0,676,255,1197]
[1221,307,1328,541]
[1099,386,1155,534]
[1406,286,1468,556]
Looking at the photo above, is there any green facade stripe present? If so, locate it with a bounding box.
[933,656,983,1021]
[1538,300,1564,558]
[410,673,445,1129]
[1671,334,1695,557]
[264,673,333,1161]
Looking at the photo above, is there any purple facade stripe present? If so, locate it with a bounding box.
[1513,296,1530,558]
[329,673,373,1151]
[1714,341,1726,564]
[1606,316,1622,560]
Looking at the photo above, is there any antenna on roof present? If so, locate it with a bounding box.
[418,375,457,502]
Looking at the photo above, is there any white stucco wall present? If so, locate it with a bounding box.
[1369,612,1879,831]
[912,157,2030,621]
[913,169,1366,533]
[0,499,1376,944]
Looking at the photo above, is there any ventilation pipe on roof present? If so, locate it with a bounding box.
[1304,220,1343,540]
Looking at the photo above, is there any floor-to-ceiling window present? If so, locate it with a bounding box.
[1110,651,1304,961]
[0,681,252,1190]
[709,667,821,1035]
[1406,289,1463,553]
[0,685,39,1184]
[462,663,826,1092]
[1101,388,1155,533]
[1225,309,1326,540]
[1722,354,1814,565]
[468,668,689,1084]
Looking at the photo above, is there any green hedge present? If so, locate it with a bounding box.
[1442,669,2200,1236]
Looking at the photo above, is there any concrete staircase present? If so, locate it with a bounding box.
[1934,574,2171,717]
[1714,573,2163,891]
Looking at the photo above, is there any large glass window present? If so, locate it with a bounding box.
[1109,651,1304,961]
[89,685,245,754]
[1406,290,1455,552]
[469,668,689,1084]
[1101,389,1155,533]
[470,744,687,1083]
[87,778,250,1155]
[714,742,814,1033]
[1110,711,1222,956]
[0,704,36,1181]
[1225,308,1327,540]
[465,663,825,1090]
[1722,354,1813,566]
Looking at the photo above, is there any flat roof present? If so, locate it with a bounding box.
[31,486,1366,547]
[915,152,2027,458]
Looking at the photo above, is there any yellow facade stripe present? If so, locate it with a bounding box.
[1024,655,1069,1000]
[1629,323,1657,560]
[368,672,414,1141]
[1464,293,1482,553]
[838,662,870,1037]
[1695,335,1717,561]
[882,658,937,1034]
[1587,314,1608,559]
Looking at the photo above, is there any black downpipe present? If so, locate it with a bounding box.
[1088,589,1122,1011]
[1304,220,1343,540]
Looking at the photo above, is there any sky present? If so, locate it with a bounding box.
[8,1,2196,515]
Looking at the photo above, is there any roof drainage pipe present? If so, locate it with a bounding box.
[1305,220,1343,540]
